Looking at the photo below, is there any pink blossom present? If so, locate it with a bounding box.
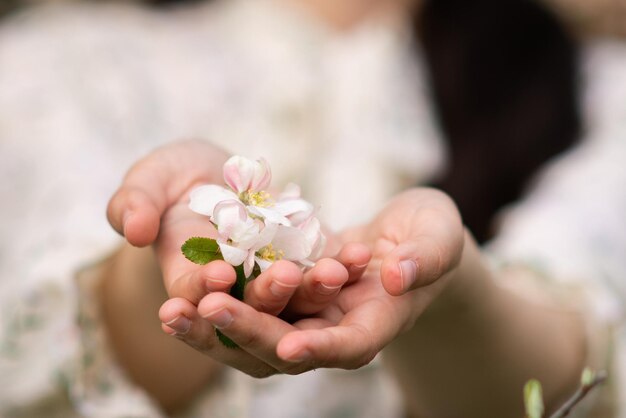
[223,156,271,194]
[187,155,326,275]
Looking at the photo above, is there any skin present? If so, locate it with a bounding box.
[103,140,586,416]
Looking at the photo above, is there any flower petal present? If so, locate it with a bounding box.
[217,242,249,267]
[255,257,273,272]
[244,251,256,278]
[214,200,247,238]
[250,158,272,191]
[271,225,311,261]
[248,206,291,226]
[298,258,315,268]
[231,219,261,249]
[274,199,314,226]
[189,185,238,217]
[253,222,278,250]
[223,157,246,193]
[300,216,326,260]
[223,156,271,193]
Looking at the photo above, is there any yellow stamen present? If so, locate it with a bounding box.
[257,244,284,262]
[240,190,273,207]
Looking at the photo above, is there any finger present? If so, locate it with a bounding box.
[243,260,303,316]
[167,260,237,304]
[107,140,229,247]
[280,244,370,318]
[373,190,464,296]
[276,300,401,369]
[284,258,349,317]
[153,202,220,294]
[160,297,215,340]
[334,242,371,285]
[198,292,310,374]
[380,222,464,296]
[159,297,280,378]
[107,183,166,247]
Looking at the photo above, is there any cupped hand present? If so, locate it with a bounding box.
[107,140,367,309]
[276,187,466,365]
[161,188,466,376]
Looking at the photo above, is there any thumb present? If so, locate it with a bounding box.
[107,183,165,247]
[379,230,465,296]
[370,189,465,296]
[106,140,229,247]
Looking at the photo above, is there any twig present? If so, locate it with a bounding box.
[548,371,607,418]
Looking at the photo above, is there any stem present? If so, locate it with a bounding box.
[548,371,607,418]
[216,264,256,348]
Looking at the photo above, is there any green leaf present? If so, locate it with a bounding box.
[524,379,545,418]
[581,367,595,386]
[181,237,222,265]
[216,329,239,349]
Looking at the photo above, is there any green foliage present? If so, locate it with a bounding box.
[524,379,545,418]
[181,237,222,265]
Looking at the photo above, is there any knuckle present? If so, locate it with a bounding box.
[184,333,218,353]
[236,326,263,348]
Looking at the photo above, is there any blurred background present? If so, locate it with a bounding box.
[0,0,625,416]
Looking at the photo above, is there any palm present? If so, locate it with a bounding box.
[167,189,462,376]
[109,141,464,377]
[108,140,374,377]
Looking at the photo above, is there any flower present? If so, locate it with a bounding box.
[275,183,315,226]
[189,184,239,218]
[187,155,325,276]
[223,156,271,195]
[255,224,312,271]
[189,156,290,226]
[297,215,327,266]
[212,199,277,277]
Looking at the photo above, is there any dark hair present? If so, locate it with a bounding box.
[417,0,581,243]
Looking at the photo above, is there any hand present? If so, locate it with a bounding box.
[160,188,465,376]
[157,240,370,378]
[106,140,371,374]
[107,139,368,310]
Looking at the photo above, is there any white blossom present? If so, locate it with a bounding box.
[188,155,325,275]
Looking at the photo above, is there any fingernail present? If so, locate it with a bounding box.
[286,348,312,362]
[202,308,233,329]
[349,263,368,275]
[206,276,232,292]
[122,211,133,236]
[399,260,418,292]
[165,316,191,335]
[269,280,298,297]
[317,283,342,295]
